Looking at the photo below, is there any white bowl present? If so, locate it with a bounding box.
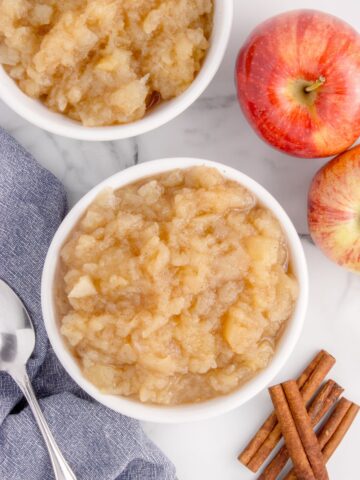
[41,158,308,423]
[0,2,233,141]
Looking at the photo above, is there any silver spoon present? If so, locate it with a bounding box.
[0,279,76,480]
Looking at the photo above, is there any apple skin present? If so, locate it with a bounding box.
[308,145,360,272]
[236,10,360,158]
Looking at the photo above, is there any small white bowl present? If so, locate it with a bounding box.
[41,158,308,423]
[0,2,233,141]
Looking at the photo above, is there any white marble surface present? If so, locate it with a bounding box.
[1,0,359,478]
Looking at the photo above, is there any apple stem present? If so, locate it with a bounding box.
[305,76,326,93]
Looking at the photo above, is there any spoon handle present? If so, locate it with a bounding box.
[9,365,77,480]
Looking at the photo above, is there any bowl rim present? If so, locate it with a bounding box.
[0,1,233,141]
[41,158,309,423]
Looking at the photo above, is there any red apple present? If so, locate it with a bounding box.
[236,10,360,158]
[308,145,360,272]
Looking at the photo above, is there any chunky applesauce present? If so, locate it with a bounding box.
[0,0,212,126]
[58,167,298,405]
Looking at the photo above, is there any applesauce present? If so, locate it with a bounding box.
[0,0,212,126]
[58,167,298,405]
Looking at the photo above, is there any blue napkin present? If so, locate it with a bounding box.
[0,128,176,480]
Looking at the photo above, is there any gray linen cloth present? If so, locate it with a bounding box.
[0,128,176,480]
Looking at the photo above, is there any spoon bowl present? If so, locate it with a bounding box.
[0,279,35,370]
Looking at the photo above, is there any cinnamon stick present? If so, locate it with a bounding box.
[308,381,343,426]
[296,350,325,390]
[300,353,336,404]
[322,402,359,461]
[239,412,278,467]
[240,350,335,472]
[239,351,324,467]
[283,398,359,480]
[258,380,343,480]
[283,380,328,480]
[269,384,316,480]
[317,398,353,450]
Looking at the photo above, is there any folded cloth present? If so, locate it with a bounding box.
[0,128,176,480]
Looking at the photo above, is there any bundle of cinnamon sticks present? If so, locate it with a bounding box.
[238,350,359,479]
